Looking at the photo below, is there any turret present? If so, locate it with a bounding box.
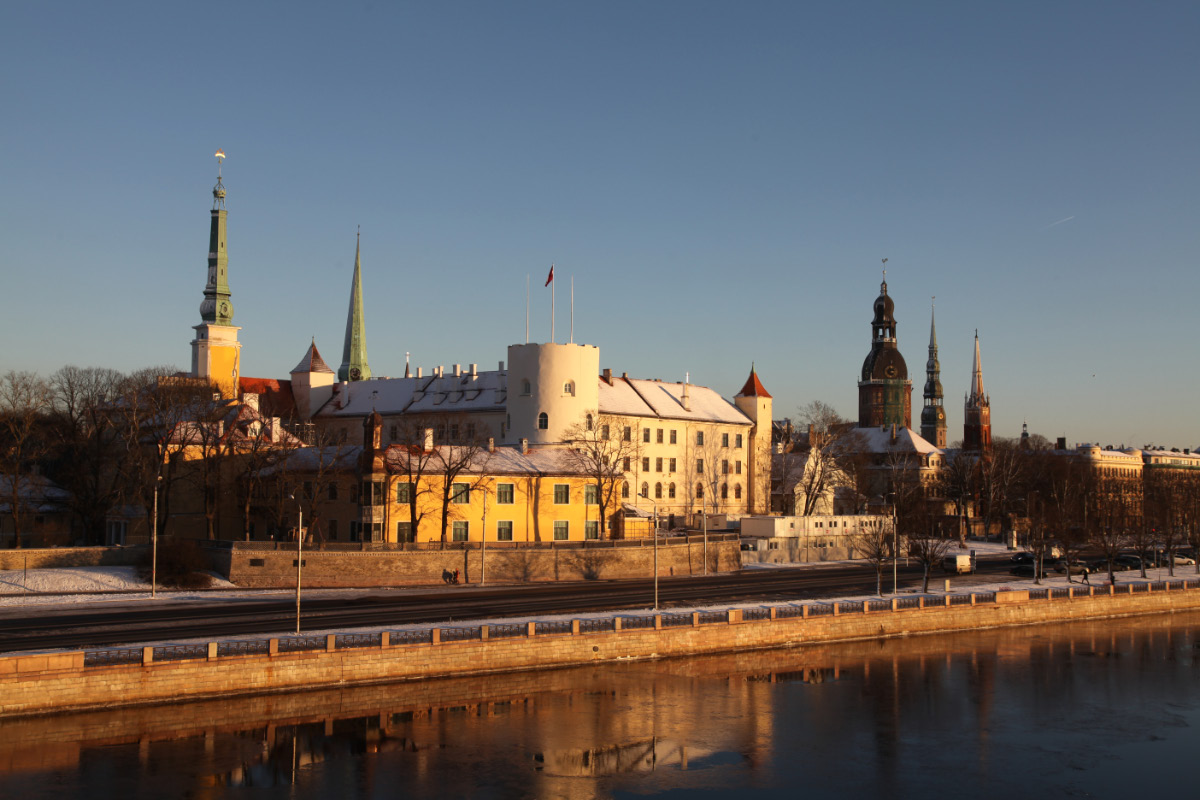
[505,342,600,445]
[734,365,773,515]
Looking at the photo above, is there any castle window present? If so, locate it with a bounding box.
[622,481,629,498]
[696,431,705,446]
[722,433,729,447]
[736,460,742,475]
[736,434,743,448]
[669,458,676,472]
[623,426,632,441]
[656,458,663,472]
[655,482,663,499]
[586,414,594,431]
[668,482,676,499]
[623,457,631,471]
[734,484,742,500]
[554,484,570,504]
[670,429,677,444]
[641,481,649,498]
[538,412,549,430]
[601,424,610,440]
[585,485,598,504]
[553,521,569,540]
[564,381,575,396]
[497,483,515,504]
[643,428,651,443]
[721,483,728,499]
[642,457,650,472]
[452,521,469,541]
[586,521,599,540]
[497,521,513,541]
[696,483,704,499]
[657,429,664,444]
[451,483,471,504]
[696,458,704,474]
[396,482,413,503]
[522,379,531,395]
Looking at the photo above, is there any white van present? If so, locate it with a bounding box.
[942,554,974,574]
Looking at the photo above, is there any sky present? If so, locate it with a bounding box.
[2,1,1197,450]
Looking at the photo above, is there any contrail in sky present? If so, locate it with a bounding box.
[1042,215,1075,229]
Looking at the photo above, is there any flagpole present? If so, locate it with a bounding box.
[525,274,529,344]
[570,275,574,344]
[551,263,555,343]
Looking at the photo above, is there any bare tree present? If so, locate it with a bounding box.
[561,411,639,540]
[385,419,440,543]
[0,371,55,548]
[978,437,1026,541]
[907,526,954,593]
[423,420,491,543]
[791,401,863,516]
[850,519,892,597]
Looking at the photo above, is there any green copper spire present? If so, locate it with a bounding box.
[338,230,370,382]
[199,151,234,326]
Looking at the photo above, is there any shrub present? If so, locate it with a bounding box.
[137,537,213,589]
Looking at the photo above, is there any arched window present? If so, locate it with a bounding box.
[564,381,575,396]
[668,482,676,499]
[586,413,594,431]
[522,379,531,395]
[641,481,649,498]
[721,483,728,499]
[734,484,742,500]
[537,412,548,430]
[696,483,704,499]
[621,481,629,499]
[655,482,663,499]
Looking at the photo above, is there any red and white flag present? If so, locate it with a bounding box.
[545,264,554,286]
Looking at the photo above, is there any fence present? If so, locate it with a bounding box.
[205,534,740,553]
[76,578,1200,670]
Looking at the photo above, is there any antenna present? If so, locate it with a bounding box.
[525,274,529,344]
[570,275,574,344]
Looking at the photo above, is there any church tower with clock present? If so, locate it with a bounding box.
[190,151,242,399]
[919,300,947,447]
[857,274,912,429]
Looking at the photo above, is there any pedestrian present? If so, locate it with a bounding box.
[453,569,460,585]
[1082,565,1090,584]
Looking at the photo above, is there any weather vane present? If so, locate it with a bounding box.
[882,257,888,282]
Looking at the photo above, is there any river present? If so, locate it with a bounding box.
[1,611,1197,799]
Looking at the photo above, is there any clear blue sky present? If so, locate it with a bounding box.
[3,1,1197,449]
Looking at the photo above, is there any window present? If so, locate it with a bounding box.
[553,521,569,540]
[670,429,677,444]
[497,520,514,541]
[452,521,469,541]
[451,483,470,504]
[497,483,515,504]
[522,379,531,395]
[696,483,704,499]
[328,484,338,501]
[585,484,598,504]
[585,521,599,540]
[349,521,360,541]
[623,457,631,471]
[327,519,338,540]
[396,522,413,542]
[656,429,664,443]
[668,482,676,499]
[642,457,650,472]
[564,381,575,396]
[696,458,704,474]
[641,481,649,498]
[389,424,397,442]
[538,412,548,430]
[396,482,413,503]
[722,459,729,475]
[655,482,663,499]
[623,426,632,441]
[643,428,651,443]
[668,458,676,472]
[362,481,384,506]
[734,484,742,500]
[736,460,742,475]
[655,457,663,472]
[696,431,704,446]
[621,481,630,498]
[721,483,729,499]
[554,484,570,504]
[601,424,610,440]
[466,423,475,440]
[722,433,729,447]
[586,413,594,431]
[736,434,743,448]
[449,424,459,441]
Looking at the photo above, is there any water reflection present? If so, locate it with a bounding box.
[2,613,1198,798]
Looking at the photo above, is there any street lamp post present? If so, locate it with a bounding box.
[641,490,658,610]
[888,492,899,595]
[151,474,161,599]
[702,509,708,576]
[289,493,303,634]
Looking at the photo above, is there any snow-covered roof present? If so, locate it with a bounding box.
[386,443,589,476]
[851,426,943,456]
[598,378,751,425]
[316,370,508,418]
[0,474,71,512]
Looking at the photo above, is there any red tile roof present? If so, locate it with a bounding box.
[737,368,772,399]
[239,377,297,418]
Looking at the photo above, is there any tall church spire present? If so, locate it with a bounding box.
[338,229,371,382]
[190,151,241,398]
[920,298,946,447]
[963,330,992,452]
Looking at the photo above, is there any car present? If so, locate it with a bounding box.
[1090,559,1131,573]
[1010,552,1058,567]
[1115,554,1148,571]
[1054,559,1088,575]
[1009,563,1046,577]
[1156,552,1196,566]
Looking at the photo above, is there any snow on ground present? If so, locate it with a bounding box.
[0,566,241,606]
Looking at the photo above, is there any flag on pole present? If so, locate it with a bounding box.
[545,264,554,286]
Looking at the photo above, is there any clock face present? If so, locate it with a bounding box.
[219,301,230,316]
[884,365,897,378]
[350,367,362,380]
[938,410,945,420]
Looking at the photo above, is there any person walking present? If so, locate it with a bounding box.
[1082,565,1090,585]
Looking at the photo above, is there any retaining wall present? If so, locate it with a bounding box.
[4,581,1200,718]
[217,539,740,587]
[0,546,145,571]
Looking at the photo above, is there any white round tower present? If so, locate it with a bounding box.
[506,343,600,444]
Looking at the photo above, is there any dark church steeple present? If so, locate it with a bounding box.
[858,268,912,429]
[920,299,947,447]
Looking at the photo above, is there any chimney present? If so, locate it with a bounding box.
[1056,436,1067,450]
[470,363,477,377]
[520,437,529,453]
[602,368,612,385]
[453,364,461,377]
[416,366,423,378]
[499,360,505,372]
[423,428,434,450]
[681,379,690,411]
[487,437,495,452]
[622,372,628,379]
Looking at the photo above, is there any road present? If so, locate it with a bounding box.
[0,558,1019,654]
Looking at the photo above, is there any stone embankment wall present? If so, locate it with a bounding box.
[4,583,1200,718]
[0,546,145,571]
[214,539,740,588]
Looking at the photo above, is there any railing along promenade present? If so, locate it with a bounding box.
[204,533,741,552]
[79,578,1200,669]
